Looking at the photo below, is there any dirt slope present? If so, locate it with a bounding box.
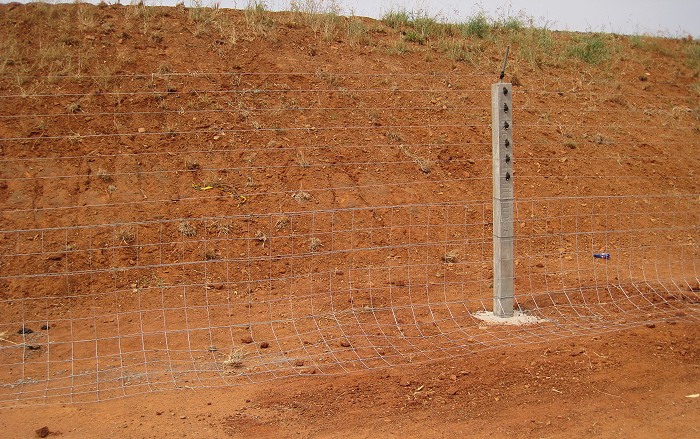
[0,2,699,438]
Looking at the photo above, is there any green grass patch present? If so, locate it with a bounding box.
[568,34,608,64]
[411,15,444,38]
[346,17,370,46]
[290,0,342,41]
[404,30,426,45]
[687,42,700,69]
[512,26,556,68]
[438,39,474,63]
[630,35,674,57]
[499,16,524,32]
[459,13,490,39]
[382,9,410,29]
[382,9,449,42]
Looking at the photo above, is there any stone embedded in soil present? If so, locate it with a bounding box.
[340,340,351,347]
[35,426,50,438]
[294,359,305,367]
[646,323,656,328]
[399,378,411,387]
[446,387,459,396]
[18,327,33,335]
[259,342,269,349]
[241,336,253,344]
[40,325,50,330]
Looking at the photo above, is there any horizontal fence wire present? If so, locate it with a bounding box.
[0,68,698,407]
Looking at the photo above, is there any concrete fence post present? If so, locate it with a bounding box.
[492,82,514,317]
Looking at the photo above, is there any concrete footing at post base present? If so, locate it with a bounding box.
[474,310,547,325]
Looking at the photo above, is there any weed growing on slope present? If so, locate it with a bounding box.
[459,13,490,39]
[223,349,246,370]
[290,0,343,41]
[178,221,197,237]
[382,9,410,29]
[346,17,370,46]
[687,41,700,70]
[0,36,20,75]
[568,34,609,64]
[511,24,555,69]
[115,229,136,245]
[188,0,238,39]
[188,0,220,24]
[439,39,475,63]
[382,9,449,44]
[244,0,275,39]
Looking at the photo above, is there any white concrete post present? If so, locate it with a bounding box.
[492,83,514,317]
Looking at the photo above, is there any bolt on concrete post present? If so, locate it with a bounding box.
[492,83,514,317]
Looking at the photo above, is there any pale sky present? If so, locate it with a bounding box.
[5,0,700,37]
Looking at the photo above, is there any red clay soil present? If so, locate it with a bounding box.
[0,3,699,438]
[1,320,699,438]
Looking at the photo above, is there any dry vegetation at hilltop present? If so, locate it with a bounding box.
[1,1,699,81]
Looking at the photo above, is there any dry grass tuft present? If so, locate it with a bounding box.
[442,252,459,263]
[0,35,20,75]
[292,190,312,203]
[290,0,342,41]
[66,100,81,114]
[210,221,232,236]
[204,249,220,260]
[346,17,371,46]
[399,145,432,174]
[244,0,276,39]
[296,149,311,168]
[254,230,268,247]
[309,237,323,252]
[385,131,405,143]
[96,168,113,183]
[115,229,136,245]
[185,159,201,170]
[275,216,290,231]
[223,348,246,370]
[178,221,197,237]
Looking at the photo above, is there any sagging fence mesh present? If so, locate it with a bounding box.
[1,68,698,406]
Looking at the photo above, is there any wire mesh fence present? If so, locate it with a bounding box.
[0,68,698,406]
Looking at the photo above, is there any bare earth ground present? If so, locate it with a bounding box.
[0,3,699,438]
[1,320,698,438]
